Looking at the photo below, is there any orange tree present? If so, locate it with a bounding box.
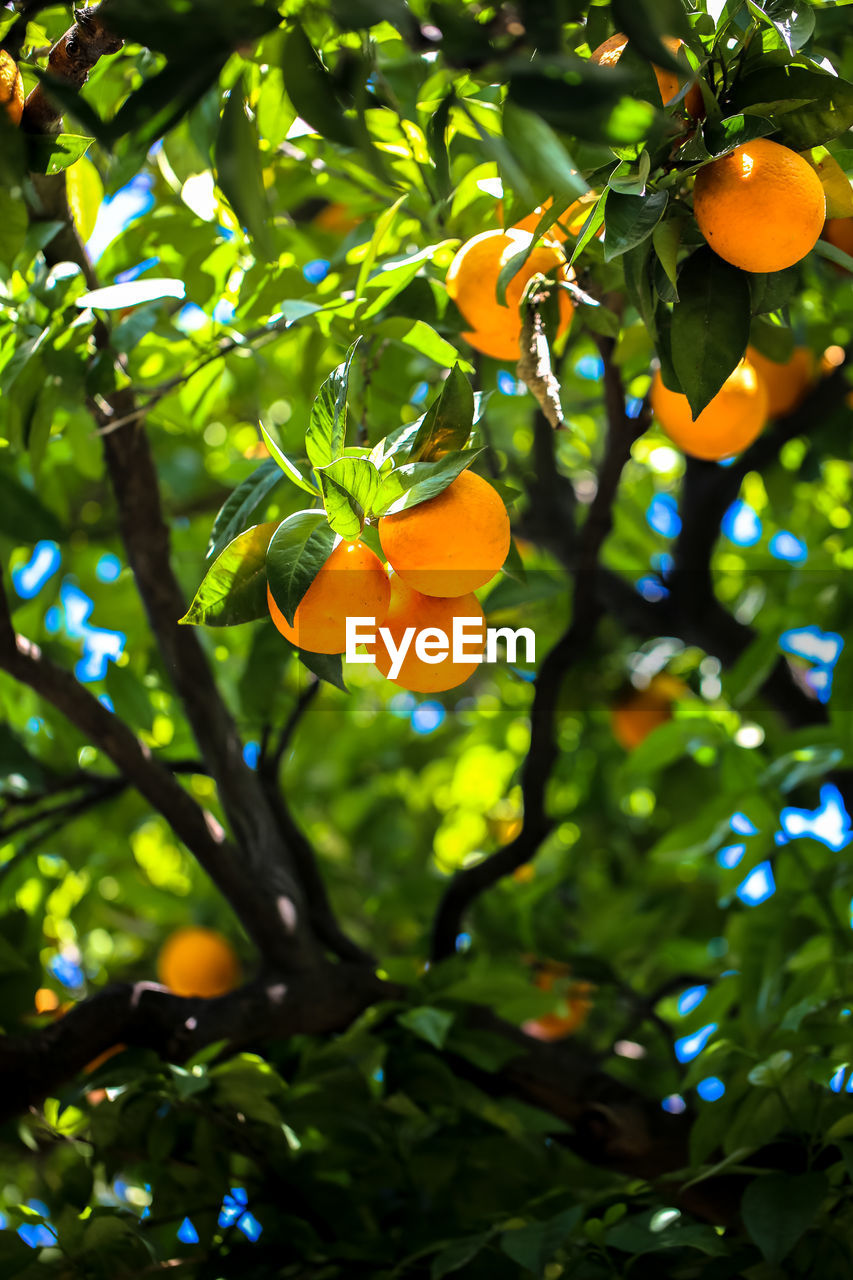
[1,0,853,1275]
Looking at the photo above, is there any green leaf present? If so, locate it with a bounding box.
[733,65,853,149]
[180,522,277,627]
[741,1173,827,1266]
[0,472,63,542]
[207,460,284,560]
[702,113,775,158]
[431,1233,492,1278]
[306,342,359,470]
[747,1050,793,1087]
[670,247,750,417]
[0,189,29,268]
[427,91,454,201]
[502,101,587,204]
[356,195,406,298]
[375,317,472,369]
[258,423,320,496]
[266,510,336,626]
[317,457,381,538]
[376,449,482,516]
[569,189,609,268]
[27,132,94,175]
[603,190,668,262]
[500,1206,583,1275]
[281,23,354,146]
[299,648,347,691]
[407,366,475,463]
[751,266,801,319]
[746,0,815,56]
[652,217,682,294]
[397,1006,455,1049]
[76,279,186,311]
[214,75,274,259]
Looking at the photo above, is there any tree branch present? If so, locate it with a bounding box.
[432,343,646,960]
[0,572,310,967]
[0,964,399,1124]
[18,4,334,971]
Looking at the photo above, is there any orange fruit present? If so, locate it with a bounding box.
[523,962,594,1041]
[611,673,687,750]
[311,201,360,235]
[0,51,24,127]
[268,539,391,655]
[590,33,704,116]
[650,360,768,460]
[445,228,574,361]
[746,345,815,418]
[693,139,825,273]
[34,987,61,1014]
[379,469,510,598]
[823,217,853,273]
[157,927,240,998]
[369,576,485,693]
[511,192,602,243]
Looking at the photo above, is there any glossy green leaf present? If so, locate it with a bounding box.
[28,133,94,176]
[376,449,482,516]
[670,247,750,417]
[603,190,668,262]
[180,522,277,626]
[407,366,475,463]
[266,510,336,626]
[207,460,284,560]
[214,76,274,259]
[306,343,359,470]
[259,423,320,495]
[282,23,354,146]
[76,279,186,311]
[317,457,381,538]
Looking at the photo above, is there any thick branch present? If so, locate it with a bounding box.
[432,345,645,959]
[21,5,122,134]
[0,578,308,967]
[0,964,398,1123]
[19,5,329,970]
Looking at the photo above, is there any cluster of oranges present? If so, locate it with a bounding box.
[439,32,849,465]
[268,468,511,693]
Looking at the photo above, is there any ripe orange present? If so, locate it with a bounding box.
[445,228,574,360]
[379,468,510,597]
[693,139,825,273]
[746,345,815,418]
[157,927,241,998]
[312,201,360,235]
[268,539,391,655]
[650,361,768,460]
[611,673,687,750]
[823,217,853,272]
[369,576,485,693]
[590,32,704,115]
[0,51,24,127]
[522,961,594,1041]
